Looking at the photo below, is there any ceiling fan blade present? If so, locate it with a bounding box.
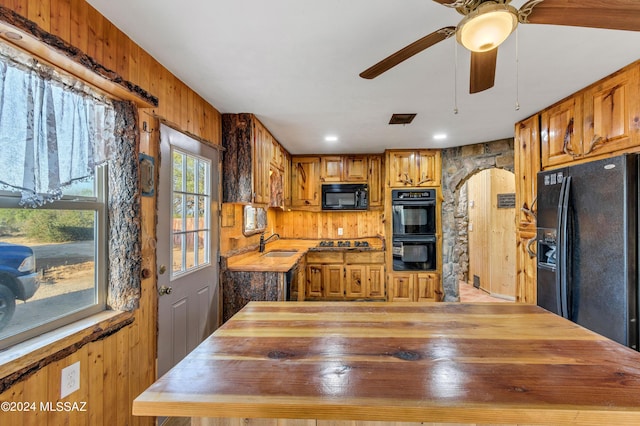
[359,27,455,79]
[519,0,640,32]
[469,48,497,94]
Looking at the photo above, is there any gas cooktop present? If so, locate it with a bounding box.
[318,240,370,248]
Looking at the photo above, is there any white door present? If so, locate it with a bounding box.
[157,123,220,377]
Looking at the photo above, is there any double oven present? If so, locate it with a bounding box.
[391,189,437,271]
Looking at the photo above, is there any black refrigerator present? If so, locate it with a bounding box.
[537,153,639,350]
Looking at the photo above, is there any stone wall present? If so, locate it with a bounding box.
[441,138,514,301]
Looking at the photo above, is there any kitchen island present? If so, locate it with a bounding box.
[133,302,640,425]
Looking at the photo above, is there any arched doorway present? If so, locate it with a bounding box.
[464,168,516,299]
[440,139,515,301]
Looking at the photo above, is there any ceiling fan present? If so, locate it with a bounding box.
[360,0,640,94]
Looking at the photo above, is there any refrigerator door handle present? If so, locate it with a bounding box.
[559,176,572,319]
[555,177,568,318]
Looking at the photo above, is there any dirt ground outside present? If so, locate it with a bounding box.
[0,235,95,338]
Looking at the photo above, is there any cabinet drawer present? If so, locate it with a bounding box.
[344,251,384,264]
[306,251,344,263]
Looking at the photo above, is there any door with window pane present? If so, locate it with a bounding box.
[157,124,220,377]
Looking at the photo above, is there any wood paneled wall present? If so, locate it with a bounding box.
[0,1,222,425]
[220,204,385,255]
[274,210,384,240]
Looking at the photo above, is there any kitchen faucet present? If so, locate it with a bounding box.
[259,232,280,252]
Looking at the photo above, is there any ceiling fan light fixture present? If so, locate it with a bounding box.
[456,3,518,53]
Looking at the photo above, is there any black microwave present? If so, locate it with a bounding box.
[321,184,368,211]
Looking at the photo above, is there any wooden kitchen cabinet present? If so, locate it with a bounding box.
[387,150,441,187]
[388,273,414,302]
[323,264,345,299]
[252,120,272,204]
[344,251,386,300]
[222,113,287,205]
[416,273,441,302]
[514,114,541,230]
[515,229,537,304]
[582,63,640,158]
[320,155,369,182]
[306,251,343,300]
[540,96,583,169]
[345,265,366,298]
[291,156,321,207]
[344,156,368,181]
[368,155,383,208]
[388,272,441,302]
[305,264,323,298]
[306,251,385,300]
[540,61,640,170]
[320,156,343,182]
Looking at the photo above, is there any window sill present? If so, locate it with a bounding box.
[0,310,134,391]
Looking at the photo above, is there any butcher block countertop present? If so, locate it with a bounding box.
[133,302,640,425]
[225,238,384,272]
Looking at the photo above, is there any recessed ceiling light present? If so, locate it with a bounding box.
[433,133,447,141]
[325,135,338,142]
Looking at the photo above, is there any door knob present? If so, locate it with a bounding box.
[159,264,167,274]
[158,285,173,296]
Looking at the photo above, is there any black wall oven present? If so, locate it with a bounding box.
[391,189,437,271]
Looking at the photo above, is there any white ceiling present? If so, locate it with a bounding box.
[87,0,640,154]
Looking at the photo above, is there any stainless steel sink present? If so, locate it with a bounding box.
[262,250,299,257]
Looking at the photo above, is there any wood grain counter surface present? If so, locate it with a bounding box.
[225,238,384,272]
[133,302,640,425]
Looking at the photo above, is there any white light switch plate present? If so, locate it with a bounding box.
[337,227,343,236]
[61,361,80,398]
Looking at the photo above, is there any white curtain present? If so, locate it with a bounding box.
[0,46,115,207]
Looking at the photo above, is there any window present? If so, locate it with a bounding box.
[171,148,212,277]
[0,169,107,349]
[0,41,119,349]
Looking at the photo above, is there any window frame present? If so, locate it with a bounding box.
[0,165,108,350]
[170,146,213,280]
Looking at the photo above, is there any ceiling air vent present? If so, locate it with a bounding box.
[389,113,416,125]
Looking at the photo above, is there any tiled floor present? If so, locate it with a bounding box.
[458,281,511,303]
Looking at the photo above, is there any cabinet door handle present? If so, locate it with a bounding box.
[297,163,307,183]
[521,195,537,222]
[562,118,579,158]
[584,134,605,156]
[526,236,537,259]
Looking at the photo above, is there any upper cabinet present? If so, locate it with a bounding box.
[344,156,368,181]
[320,156,343,182]
[319,155,369,182]
[540,97,582,169]
[387,150,441,187]
[291,156,321,208]
[541,61,640,169]
[515,115,541,230]
[582,63,640,157]
[368,155,383,208]
[293,154,383,210]
[222,113,288,206]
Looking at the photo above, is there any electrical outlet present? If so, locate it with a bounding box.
[337,227,343,236]
[61,361,80,398]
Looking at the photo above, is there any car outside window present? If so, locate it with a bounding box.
[0,169,107,349]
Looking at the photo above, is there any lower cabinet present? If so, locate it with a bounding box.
[516,229,537,304]
[304,251,385,300]
[388,272,441,302]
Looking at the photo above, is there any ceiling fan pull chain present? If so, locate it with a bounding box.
[453,38,459,115]
[515,26,520,111]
